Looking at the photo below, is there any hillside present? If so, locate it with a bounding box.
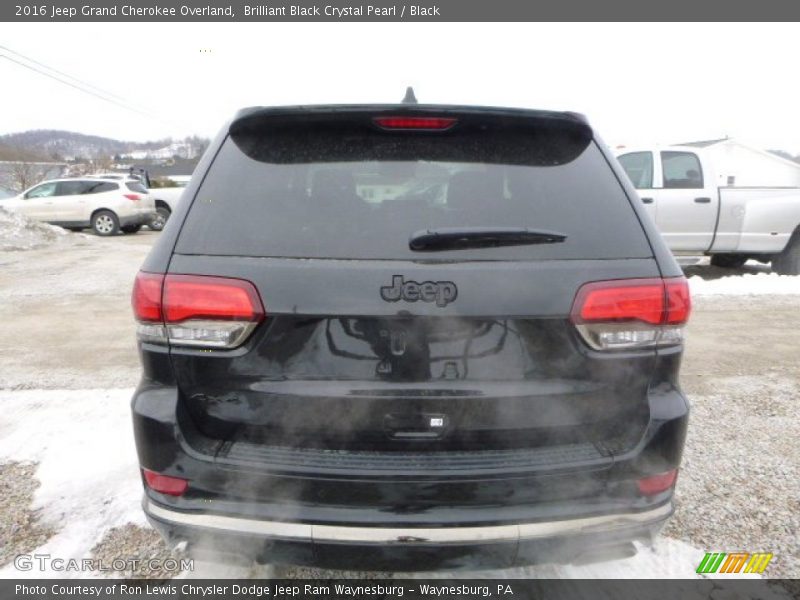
[0,142,48,162]
[0,130,169,161]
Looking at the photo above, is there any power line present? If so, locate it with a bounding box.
[0,44,130,104]
[0,46,190,131]
[0,53,159,120]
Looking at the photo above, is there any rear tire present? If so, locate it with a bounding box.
[772,234,800,275]
[121,224,142,234]
[92,210,119,236]
[710,254,747,269]
[149,207,170,231]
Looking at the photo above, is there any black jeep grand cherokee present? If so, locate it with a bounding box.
[131,103,690,571]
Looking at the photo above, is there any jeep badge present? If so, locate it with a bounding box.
[380,275,458,307]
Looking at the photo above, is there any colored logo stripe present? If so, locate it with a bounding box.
[697,552,773,574]
[744,553,773,574]
[720,553,749,573]
[697,553,725,573]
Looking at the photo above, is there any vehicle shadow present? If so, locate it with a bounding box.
[682,262,772,281]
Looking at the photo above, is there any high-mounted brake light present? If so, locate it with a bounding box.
[142,468,188,497]
[132,272,265,349]
[373,116,457,130]
[124,193,141,201]
[570,278,690,350]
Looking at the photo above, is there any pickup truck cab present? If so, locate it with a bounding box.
[616,146,800,274]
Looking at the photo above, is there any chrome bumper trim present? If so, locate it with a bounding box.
[145,500,672,544]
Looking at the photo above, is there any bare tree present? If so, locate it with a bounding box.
[0,144,51,193]
[89,155,113,173]
[5,160,49,193]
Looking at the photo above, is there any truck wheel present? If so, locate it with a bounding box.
[710,254,747,269]
[92,210,120,236]
[773,234,800,275]
[149,207,170,231]
[121,225,142,234]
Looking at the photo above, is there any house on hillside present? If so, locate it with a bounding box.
[679,138,800,187]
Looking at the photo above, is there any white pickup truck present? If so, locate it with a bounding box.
[615,146,800,274]
[146,175,191,231]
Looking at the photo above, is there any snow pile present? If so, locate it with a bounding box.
[688,272,800,296]
[0,207,70,251]
[0,389,143,578]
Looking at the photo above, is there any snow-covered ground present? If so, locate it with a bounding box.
[0,389,144,578]
[689,272,800,296]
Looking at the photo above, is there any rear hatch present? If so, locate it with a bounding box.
[165,107,660,464]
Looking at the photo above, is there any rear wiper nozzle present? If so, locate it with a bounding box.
[409,227,567,252]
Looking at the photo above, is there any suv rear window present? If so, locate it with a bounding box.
[176,113,652,260]
[126,182,148,193]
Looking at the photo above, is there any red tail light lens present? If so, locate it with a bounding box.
[373,116,457,130]
[665,280,692,324]
[132,272,163,322]
[637,469,678,496]
[142,468,188,496]
[570,277,690,350]
[573,280,665,326]
[132,272,265,348]
[124,193,141,201]
[163,275,263,322]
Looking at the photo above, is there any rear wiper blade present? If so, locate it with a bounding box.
[409,227,567,252]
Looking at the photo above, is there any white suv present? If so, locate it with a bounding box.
[0,178,156,236]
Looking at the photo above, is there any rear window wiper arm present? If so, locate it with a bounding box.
[409,227,567,252]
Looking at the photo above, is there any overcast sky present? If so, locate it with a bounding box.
[2,22,800,152]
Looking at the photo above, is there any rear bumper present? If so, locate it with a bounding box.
[132,345,689,571]
[145,497,670,570]
[120,211,156,227]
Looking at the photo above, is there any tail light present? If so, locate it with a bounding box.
[637,469,678,496]
[570,277,691,350]
[142,468,188,496]
[124,193,141,201]
[132,272,265,349]
[373,116,457,130]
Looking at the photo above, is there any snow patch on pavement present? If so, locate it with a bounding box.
[0,388,142,578]
[688,273,800,296]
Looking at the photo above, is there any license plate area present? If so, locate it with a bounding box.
[385,412,448,440]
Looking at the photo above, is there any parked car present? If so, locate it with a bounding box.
[0,177,155,235]
[88,172,143,181]
[616,146,800,274]
[146,176,192,231]
[131,103,691,571]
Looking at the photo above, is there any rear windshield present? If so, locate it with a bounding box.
[126,182,148,193]
[176,115,651,260]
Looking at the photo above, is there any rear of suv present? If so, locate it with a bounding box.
[131,104,690,571]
